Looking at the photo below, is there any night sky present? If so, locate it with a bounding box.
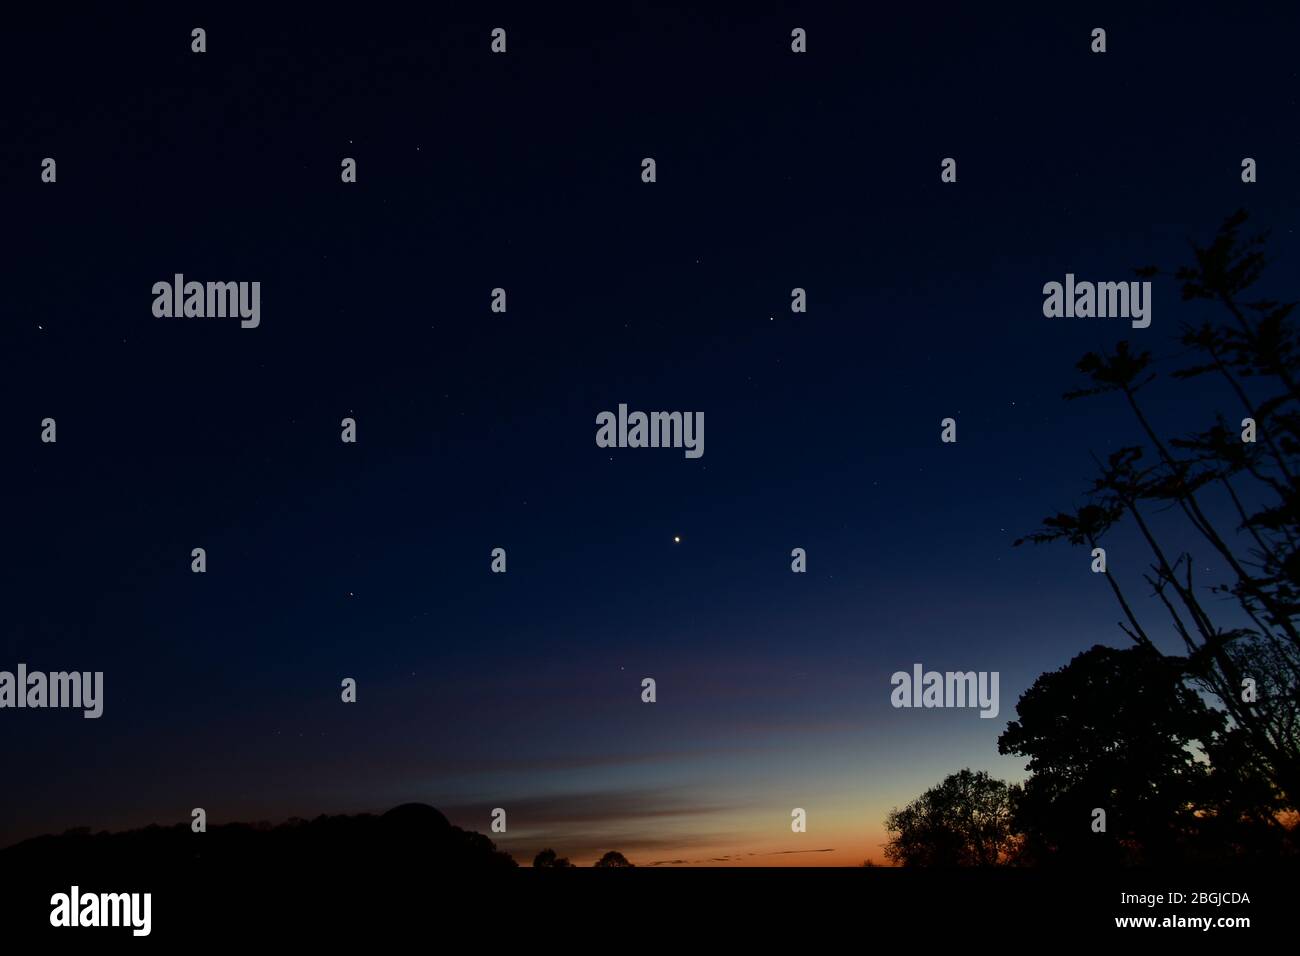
[5,3,1299,865]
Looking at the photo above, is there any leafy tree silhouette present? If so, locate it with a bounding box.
[883,769,1020,866]
[593,850,634,867]
[1017,210,1300,811]
[998,644,1226,865]
[532,848,574,868]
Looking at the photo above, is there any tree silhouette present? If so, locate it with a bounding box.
[883,769,1020,866]
[1,803,519,872]
[593,850,634,868]
[532,848,574,868]
[998,644,1225,865]
[1017,210,1300,809]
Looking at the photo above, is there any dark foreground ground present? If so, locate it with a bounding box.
[1,808,1289,942]
[2,864,1289,942]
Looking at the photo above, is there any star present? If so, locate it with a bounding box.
[673,535,681,543]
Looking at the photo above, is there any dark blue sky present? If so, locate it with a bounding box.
[4,3,1299,862]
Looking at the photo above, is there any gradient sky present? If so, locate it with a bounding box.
[5,3,1299,864]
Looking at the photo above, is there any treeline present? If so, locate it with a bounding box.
[888,213,1300,866]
